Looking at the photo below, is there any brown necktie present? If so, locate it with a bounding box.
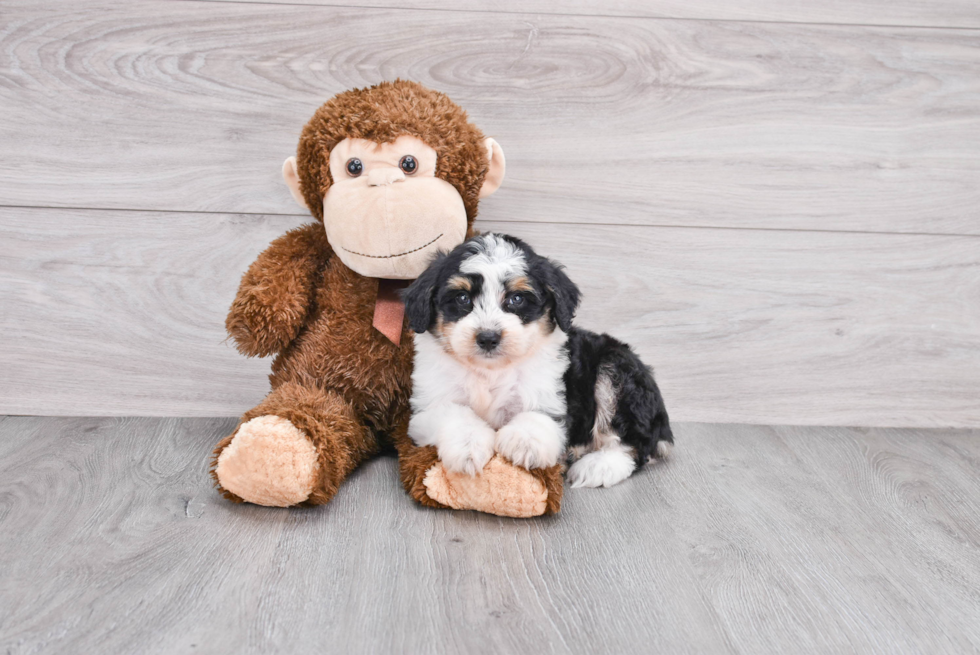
[373,279,411,345]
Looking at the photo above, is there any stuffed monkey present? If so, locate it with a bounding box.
[211,81,563,517]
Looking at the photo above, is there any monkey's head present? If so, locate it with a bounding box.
[282,80,506,280]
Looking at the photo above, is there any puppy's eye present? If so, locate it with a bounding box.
[399,155,418,174]
[346,158,363,177]
[506,294,525,308]
[455,292,471,306]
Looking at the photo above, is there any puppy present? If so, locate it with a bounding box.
[402,233,673,488]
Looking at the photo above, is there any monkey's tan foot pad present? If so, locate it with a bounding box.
[214,415,320,507]
[423,455,549,518]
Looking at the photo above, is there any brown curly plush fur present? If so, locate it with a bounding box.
[213,222,414,505]
[211,80,563,514]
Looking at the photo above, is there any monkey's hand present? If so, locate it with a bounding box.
[226,223,332,357]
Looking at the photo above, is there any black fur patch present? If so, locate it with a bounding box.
[403,244,479,332]
[436,274,481,324]
[496,234,581,332]
[502,288,546,325]
[563,327,673,466]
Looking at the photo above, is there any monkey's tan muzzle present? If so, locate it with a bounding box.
[323,175,468,279]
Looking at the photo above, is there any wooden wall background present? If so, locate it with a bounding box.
[1,0,978,426]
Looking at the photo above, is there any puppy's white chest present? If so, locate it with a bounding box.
[409,330,569,431]
[465,372,520,430]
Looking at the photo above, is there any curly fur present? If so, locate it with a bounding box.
[225,224,331,357]
[211,225,414,504]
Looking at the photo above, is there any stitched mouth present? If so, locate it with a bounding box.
[341,233,443,259]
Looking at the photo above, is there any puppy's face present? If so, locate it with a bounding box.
[404,234,581,370]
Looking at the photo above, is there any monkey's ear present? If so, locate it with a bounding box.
[282,156,310,210]
[478,138,506,199]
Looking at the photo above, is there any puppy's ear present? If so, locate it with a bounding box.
[402,253,446,333]
[540,257,581,332]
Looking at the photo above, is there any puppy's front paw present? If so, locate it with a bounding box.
[439,422,496,476]
[495,412,565,470]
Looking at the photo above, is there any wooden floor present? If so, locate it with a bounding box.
[1,416,978,654]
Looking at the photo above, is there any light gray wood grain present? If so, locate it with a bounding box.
[202,0,980,30]
[0,207,289,417]
[2,417,979,654]
[2,206,978,426]
[2,1,980,235]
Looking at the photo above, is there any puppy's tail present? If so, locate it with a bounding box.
[651,405,673,459]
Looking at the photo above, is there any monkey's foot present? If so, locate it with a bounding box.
[423,455,550,518]
[214,415,320,507]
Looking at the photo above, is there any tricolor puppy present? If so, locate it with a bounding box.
[403,233,673,488]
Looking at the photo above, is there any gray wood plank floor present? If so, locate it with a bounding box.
[1,416,978,654]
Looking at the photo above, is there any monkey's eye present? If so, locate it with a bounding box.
[399,155,418,174]
[455,292,471,306]
[506,293,525,308]
[345,158,363,177]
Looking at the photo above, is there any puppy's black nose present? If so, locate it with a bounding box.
[476,330,502,352]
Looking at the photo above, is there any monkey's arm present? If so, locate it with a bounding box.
[226,223,332,357]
